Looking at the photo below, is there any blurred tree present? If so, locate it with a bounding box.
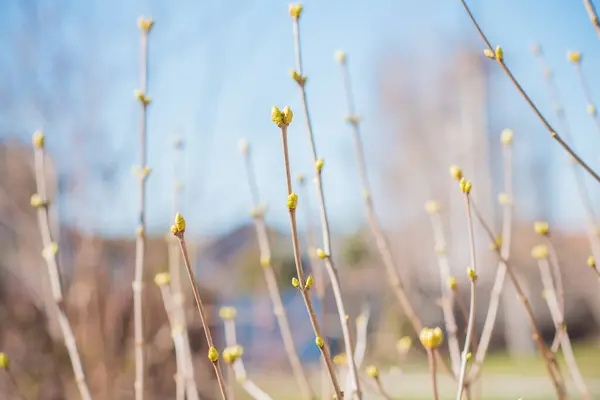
[340,230,370,269]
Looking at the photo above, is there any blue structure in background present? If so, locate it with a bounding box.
[218,289,342,366]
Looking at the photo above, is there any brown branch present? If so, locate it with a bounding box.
[427,208,461,375]
[240,143,314,400]
[173,222,229,400]
[455,191,477,400]
[451,284,478,353]
[427,349,440,400]
[458,0,600,184]
[221,316,273,400]
[297,174,330,400]
[337,50,453,379]
[583,0,600,38]
[133,17,152,400]
[291,11,361,397]
[537,259,590,399]
[277,118,343,399]
[466,134,513,384]
[32,134,92,400]
[466,201,568,399]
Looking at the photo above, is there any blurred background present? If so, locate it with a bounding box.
[1,0,600,399]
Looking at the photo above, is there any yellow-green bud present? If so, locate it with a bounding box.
[448,276,457,290]
[272,106,283,126]
[33,130,45,149]
[260,256,271,268]
[498,192,511,205]
[238,139,249,155]
[154,272,171,286]
[174,212,186,232]
[333,352,347,365]
[495,46,503,61]
[449,165,463,180]
[587,255,596,268]
[30,193,45,208]
[366,365,379,378]
[282,105,293,125]
[490,236,502,251]
[588,104,597,116]
[137,16,154,32]
[290,69,307,86]
[42,242,59,259]
[315,336,324,348]
[568,50,582,64]
[289,3,303,18]
[419,327,444,349]
[292,277,300,288]
[316,248,326,260]
[296,174,305,184]
[460,178,472,194]
[305,274,314,290]
[344,115,361,125]
[208,346,219,362]
[467,267,477,281]
[219,306,237,320]
[315,157,324,172]
[500,128,513,145]
[0,352,8,369]
[335,50,346,64]
[396,336,412,354]
[531,244,549,260]
[287,193,298,210]
[222,347,234,364]
[483,48,494,59]
[424,200,441,214]
[534,221,549,236]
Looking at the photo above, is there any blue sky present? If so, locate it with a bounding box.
[1,0,600,238]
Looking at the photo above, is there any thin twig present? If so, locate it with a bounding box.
[239,143,314,400]
[544,237,566,353]
[458,0,600,184]
[533,49,600,259]
[133,17,153,400]
[32,134,92,400]
[467,201,568,399]
[427,207,461,376]
[531,46,600,350]
[451,284,478,353]
[155,278,185,400]
[227,363,236,400]
[222,316,273,400]
[290,10,361,397]
[167,138,199,400]
[537,259,590,399]
[353,306,370,371]
[345,306,370,396]
[298,174,330,400]
[466,131,514,386]
[455,190,477,400]
[173,221,229,400]
[277,118,343,399]
[337,49,453,378]
[427,349,440,400]
[583,0,600,39]
[573,62,600,136]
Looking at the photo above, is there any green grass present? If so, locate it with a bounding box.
[244,340,600,399]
